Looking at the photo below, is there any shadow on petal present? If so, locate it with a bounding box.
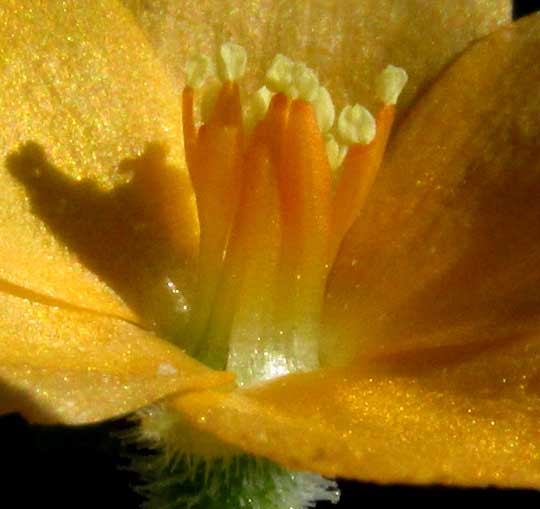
[5,142,195,338]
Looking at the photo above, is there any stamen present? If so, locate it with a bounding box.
[245,85,273,128]
[183,54,217,161]
[291,62,319,101]
[179,45,406,381]
[324,134,347,172]
[185,54,213,89]
[183,118,244,358]
[277,99,332,272]
[219,140,283,382]
[265,54,295,94]
[272,99,331,375]
[259,93,291,166]
[376,64,408,105]
[313,86,335,133]
[199,82,222,125]
[209,82,243,129]
[337,104,376,146]
[218,42,247,82]
[330,104,395,261]
[180,58,245,356]
[253,86,273,115]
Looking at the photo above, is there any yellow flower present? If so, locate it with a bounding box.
[1,0,540,502]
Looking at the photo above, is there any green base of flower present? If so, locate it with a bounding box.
[124,405,339,508]
[133,452,340,509]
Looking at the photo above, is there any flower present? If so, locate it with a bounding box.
[1,0,540,505]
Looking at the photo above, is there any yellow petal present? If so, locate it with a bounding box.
[325,13,540,364]
[172,332,540,487]
[122,0,510,114]
[0,290,233,424]
[0,0,198,321]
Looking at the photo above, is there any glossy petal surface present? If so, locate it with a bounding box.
[325,13,540,364]
[123,0,510,115]
[174,331,540,486]
[0,0,198,320]
[0,289,232,424]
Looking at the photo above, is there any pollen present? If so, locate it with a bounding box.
[313,86,335,133]
[185,54,213,89]
[141,43,407,386]
[376,64,409,105]
[337,104,376,145]
[217,42,247,82]
[245,85,273,130]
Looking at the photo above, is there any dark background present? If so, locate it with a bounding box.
[2,1,540,507]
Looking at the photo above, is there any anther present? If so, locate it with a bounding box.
[185,54,213,88]
[325,135,347,171]
[313,86,335,133]
[376,65,408,105]
[249,86,274,125]
[337,104,376,146]
[291,63,319,102]
[265,54,295,93]
[218,42,247,82]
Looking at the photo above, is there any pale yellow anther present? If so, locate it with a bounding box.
[291,63,319,102]
[266,56,324,104]
[337,104,376,145]
[185,54,213,88]
[325,134,348,171]
[218,42,247,82]
[313,86,335,133]
[265,54,295,94]
[252,86,273,118]
[376,65,408,105]
[245,86,274,128]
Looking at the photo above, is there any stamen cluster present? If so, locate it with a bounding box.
[173,43,406,386]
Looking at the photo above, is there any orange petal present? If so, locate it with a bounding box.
[172,331,540,486]
[123,0,510,114]
[0,0,198,321]
[0,290,233,424]
[325,13,540,364]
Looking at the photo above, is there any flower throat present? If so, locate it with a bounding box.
[168,43,406,386]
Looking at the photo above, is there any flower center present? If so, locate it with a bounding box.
[169,44,406,386]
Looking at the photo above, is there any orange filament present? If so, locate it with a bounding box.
[274,98,332,333]
[209,81,244,132]
[181,84,244,353]
[202,141,282,371]
[329,104,395,262]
